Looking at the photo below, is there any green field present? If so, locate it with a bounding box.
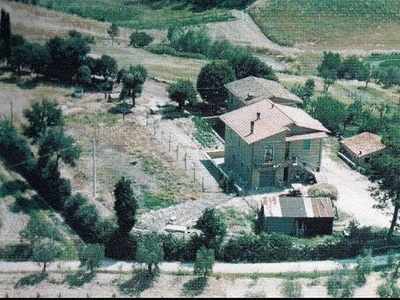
[41,0,234,29]
[248,0,400,47]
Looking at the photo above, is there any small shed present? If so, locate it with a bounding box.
[261,195,335,237]
[339,132,386,169]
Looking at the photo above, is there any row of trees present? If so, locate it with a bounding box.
[317,51,400,92]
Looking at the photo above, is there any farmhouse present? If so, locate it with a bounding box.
[260,195,335,237]
[224,76,303,111]
[219,99,330,189]
[339,132,386,170]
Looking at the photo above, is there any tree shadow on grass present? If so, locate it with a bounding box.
[65,270,95,287]
[14,272,48,288]
[118,269,155,297]
[182,276,207,297]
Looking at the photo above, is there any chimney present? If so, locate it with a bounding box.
[271,103,274,109]
[256,112,260,120]
[250,121,255,134]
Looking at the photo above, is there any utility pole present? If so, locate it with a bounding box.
[10,101,13,127]
[92,138,97,198]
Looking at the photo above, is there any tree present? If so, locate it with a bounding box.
[135,232,164,276]
[167,79,197,110]
[193,246,214,278]
[30,42,51,76]
[196,60,236,107]
[194,208,227,251]
[32,239,62,274]
[229,49,278,81]
[37,127,81,171]
[20,212,62,250]
[73,65,92,90]
[120,65,147,107]
[356,63,371,88]
[9,40,32,77]
[291,78,315,109]
[78,243,105,274]
[339,55,363,80]
[93,54,118,78]
[113,176,138,234]
[107,23,119,46]
[0,120,36,178]
[369,124,400,241]
[317,51,342,92]
[45,35,91,83]
[129,31,153,48]
[0,10,11,62]
[310,95,347,135]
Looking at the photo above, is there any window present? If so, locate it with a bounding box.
[264,146,273,162]
[302,140,311,151]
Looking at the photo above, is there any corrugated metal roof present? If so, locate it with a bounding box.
[219,99,329,144]
[341,132,386,157]
[224,76,303,104]
[262,196,335,218]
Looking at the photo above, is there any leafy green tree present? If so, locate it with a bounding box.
[310,95,347,135]
[167,79,197,110]
[20,212,62,250]
[45,35,91,83]
[93,55,118,78]
[369,124,400,241]
[9,40,32,77]
[32,239,62,274]
[196,60,236,106]
[355,248,373,286]
[229,49,278,81]
[129,31,153,48]
[78,243,105,274]
[120,65,147,107]
[113,176,138,234]
[107,23,119,46]
[64,193,88,217]
[195,208,227,251]
[71,203,101,243]
[357,63,371,88]
[37,127,81,171]
[0,9,11,62]
[377,276,400,298]
[193,246,214,278]
[135,232,164,276]
[339,55,363,80]
[0,120,36,178]
[30,42,51,76]
[23,99,64,143]
[73,65,92,90]
[317,51,342,92]
[291,78,315,109]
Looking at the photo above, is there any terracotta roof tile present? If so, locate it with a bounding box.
[219,99,329,144]
[224,76,303,104]
[341,132,386,157]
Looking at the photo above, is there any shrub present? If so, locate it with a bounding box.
[130,31,153,48]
